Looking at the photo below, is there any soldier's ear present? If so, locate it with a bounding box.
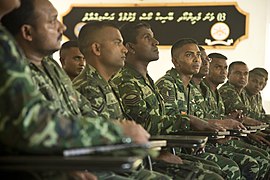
[91,42,101,56]
[125,42,135,54]
[20,24,33,41]
[172,57,180,67]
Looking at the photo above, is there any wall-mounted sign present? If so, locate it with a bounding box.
[61,3,249,48]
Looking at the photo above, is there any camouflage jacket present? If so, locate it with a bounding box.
[219,81,251,116]
[155,68,189,115]
[155,68,209,120]
[112,65,189,135]
[73,64,123,120]
[245,90,266,121]
[203,79,225,119]
[29,57,96,118]
[189,80,212,119]
[0,25,124,154]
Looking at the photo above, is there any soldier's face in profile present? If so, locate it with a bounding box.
[208,58,228,85]
[62,47,85,78]
[29,0,66,55]
[228,64,249,89]
[246,74,265,95]
[99,27,127,71]
[173,43,201,76]
[197,50,210,77]
[131,27,159,62]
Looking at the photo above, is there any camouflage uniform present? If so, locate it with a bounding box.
[112,65,190,136]
[155,68,260,180]
[245,91,270,123]
[27,57,173,179]
[191,79,270,179]
[73,64,123,120]
[202,79,225,120]
[0,24,141,180]
[112,64,227,179]
[219,81,270,151]
[72,63,225,179]
[219,81,253,116]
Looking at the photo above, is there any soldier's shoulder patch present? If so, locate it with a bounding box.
[91,99,106,114]
[159,88,176,104]
[122,93,141,106]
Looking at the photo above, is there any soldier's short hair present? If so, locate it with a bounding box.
[59,40,80,65]
[120,22,151,45]
[208,53,227,60]
[171,38,198,58]
[61,40,79,49]
[228,61,247,74]
[250,67,268,81]
[60,40,79,55]
[2,0,36,36]
[78,21,118,56]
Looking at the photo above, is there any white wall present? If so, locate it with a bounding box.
[50,0,270,113]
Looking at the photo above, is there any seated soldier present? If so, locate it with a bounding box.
[111,22,241,179]
[73,21,224,180]
[190,49,270,180]
[1,0,160,179]
[59,40,86,80]
[155,39,260,180]
[218,61,270,152]
[245,68,270,122]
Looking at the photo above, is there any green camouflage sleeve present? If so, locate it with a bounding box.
[155,77,190,132]
[203,79,225,119]
[189,84,208,119]
[45,57,96,118]
[114,77,189,135]
[0,27,124,154]
[247,93,266,121]
[219,83,249,115]
[155,77,186,116]
[75,89,102,117]
[73,65,123,120]
[74,77,113,120]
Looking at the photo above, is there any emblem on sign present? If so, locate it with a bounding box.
[205,22,233,46]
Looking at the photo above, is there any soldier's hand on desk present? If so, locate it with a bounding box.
[189,115,226,132]
[208,119,246,130]
[155,150,183,164]
[227,109,244,122]
[69,171,97,180]
[242,116,264,126]
[248,134,270,146]
[116,120,150,144]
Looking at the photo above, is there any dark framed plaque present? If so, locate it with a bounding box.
[61,2,249,48]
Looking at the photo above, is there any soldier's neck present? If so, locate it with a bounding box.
[176,69,192,88]
[192,76,203,86]
[126,59,149,79]
[90,62,117,82]
[18,40,44,66]
[25,52,44,67]
[204,77,218,92]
